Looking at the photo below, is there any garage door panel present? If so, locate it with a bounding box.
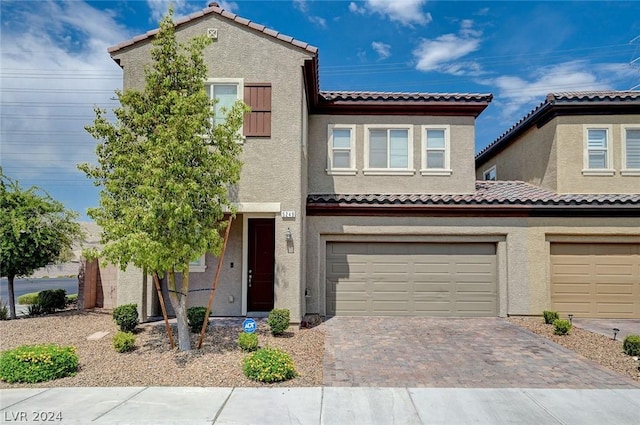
[551,243,640,319]
[326,242,497,317]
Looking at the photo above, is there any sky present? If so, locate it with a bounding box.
[1,0,639,220]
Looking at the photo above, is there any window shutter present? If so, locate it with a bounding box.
[244,83,271,137]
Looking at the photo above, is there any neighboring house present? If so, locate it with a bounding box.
[475,92,640,319]
[106,4,640,322]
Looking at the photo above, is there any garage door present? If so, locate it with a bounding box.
[551,243,640,318]
[326,242,497,317]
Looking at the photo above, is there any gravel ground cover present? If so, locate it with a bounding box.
[0,310,324,388]
[508,316,640,383]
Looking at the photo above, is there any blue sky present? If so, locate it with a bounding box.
[1,0,639,219]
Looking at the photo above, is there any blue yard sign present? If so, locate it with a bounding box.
[242,318,257,333]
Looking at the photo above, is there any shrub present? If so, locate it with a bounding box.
[242,348,296,383]
[543,310,559,325]
[553,319,572,335]
[27,303,45,317]
[0,300,8,320]
[623,335,640,356]
[17,292,40,305]
[237,332,258,352]
[0,344,78,383]
[66,294,78,305]
[187,307,209,333]
[112,304,139,333]
[267,308,290,335]
[113,331,136,353]
[37,289,67,314]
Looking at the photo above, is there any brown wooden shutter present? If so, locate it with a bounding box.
[243,83,271,137]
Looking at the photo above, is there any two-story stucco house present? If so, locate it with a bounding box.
[475,92,640,318]
[106,4,640,322]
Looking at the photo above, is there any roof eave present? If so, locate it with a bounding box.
[311,101,491,117]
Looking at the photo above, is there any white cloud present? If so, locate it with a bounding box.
[371,41,391,60]
[309,15,327,28]
[146,0,206,22]
[361,0,431,26]
[349,2,366,14]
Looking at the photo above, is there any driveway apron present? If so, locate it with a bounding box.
[320,317,640,388]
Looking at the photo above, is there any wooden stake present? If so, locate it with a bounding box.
[197,216,233,349]
[153,272,175,349]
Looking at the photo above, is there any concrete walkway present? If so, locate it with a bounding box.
[573,318,640,341]
[1,387,639,425]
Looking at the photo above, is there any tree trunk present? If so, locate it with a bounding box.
[8,274,17,320]
[167,269,191,351]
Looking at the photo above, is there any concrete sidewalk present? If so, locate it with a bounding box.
[2,387,639,425]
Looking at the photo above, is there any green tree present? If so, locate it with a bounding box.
[79,9,248,351]
[0,169,82,319]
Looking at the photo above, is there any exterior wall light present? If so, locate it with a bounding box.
[285,228,293,241]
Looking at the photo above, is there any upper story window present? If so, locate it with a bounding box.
[206,78,243,127]
[327,125,356,175]
[189,255,206,273]
[622,126,640,175]
[583,126,614,175]
[421,125,451,175]
[483,165,497,181]
[364,125,414,175]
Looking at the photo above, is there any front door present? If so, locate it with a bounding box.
[247,218,275,311]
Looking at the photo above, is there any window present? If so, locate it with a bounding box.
[364,125,414,175]
[583,126,613,175]
[327,125,356,174]
[483,166,497,181]
[421,125,451,175]
[244,83,272,137]
[189,255,206,273]
[622,126,640,174]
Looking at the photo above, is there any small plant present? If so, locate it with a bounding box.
[113,331,136,353]
[66,293,78,305]
[17,292,40,305]
[623,334,640,356]
[27,303,45,317]
[187,307,209,333]
[37,289,67,313]
[267,308,290,335]
[553,318,572,335]
[237,332,258,352]
[112,303,139,332]
[0,344,78,383]
[0,300,8,320]
[542,310,559,325]
[242,348,297,383]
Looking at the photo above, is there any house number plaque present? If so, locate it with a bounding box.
[281,210,296,218]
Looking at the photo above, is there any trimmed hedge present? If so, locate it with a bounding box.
[267,308,290,336]
[112,304,139,333]
[243,348,296,383]
[17,292,40,305]
[237,332,258,352]
[113,331,136,353]
[623,335,640,356]
[187,307,209,333]
[553,319,572,335]
[0,344,78,383]
[543,310,559,325]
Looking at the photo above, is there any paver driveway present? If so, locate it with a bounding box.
[321,317,640,388]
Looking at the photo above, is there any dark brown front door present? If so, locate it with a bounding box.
[247,218,275,311]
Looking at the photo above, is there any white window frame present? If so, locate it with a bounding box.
[189,254,207,273]
[582,125,614,176]
[622,124,640,176]
[420,125,452,176]
[205,77,244,140]
[363,124,414,175]
[483,165,497,181]
[326,124,357,175]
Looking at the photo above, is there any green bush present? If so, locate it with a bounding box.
[112,304,139,332]
[37,289,67,314]
[27,303,45,317]
[187,307,209,333]
[66,294,78,305]
[237,332,258,352]
[553,319,572,335]
[267,308,290,335]
[242,348,296,383]
[113,331,136,353]
[17,292,40,305]
[0,300,8,320]
[543,310,560,325]
[623,335,640,356]
[0,344,78,383]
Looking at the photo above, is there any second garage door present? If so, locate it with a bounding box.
[326,242,497,317]
[551,243,640,318]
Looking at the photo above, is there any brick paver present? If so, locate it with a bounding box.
[321,317,640,388]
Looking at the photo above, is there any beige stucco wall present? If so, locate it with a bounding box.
[309,115,477,194]
[111,14,315,321]
[476,114,640,193]
[306,215,640,317]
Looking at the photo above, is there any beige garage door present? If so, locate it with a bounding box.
[326,242,497,317]
[551,243,640,318]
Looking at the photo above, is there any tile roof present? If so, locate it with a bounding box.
[319,92,493,103]
[307,181,640,206]
[107,3,318,55]
[476,90,640,162]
